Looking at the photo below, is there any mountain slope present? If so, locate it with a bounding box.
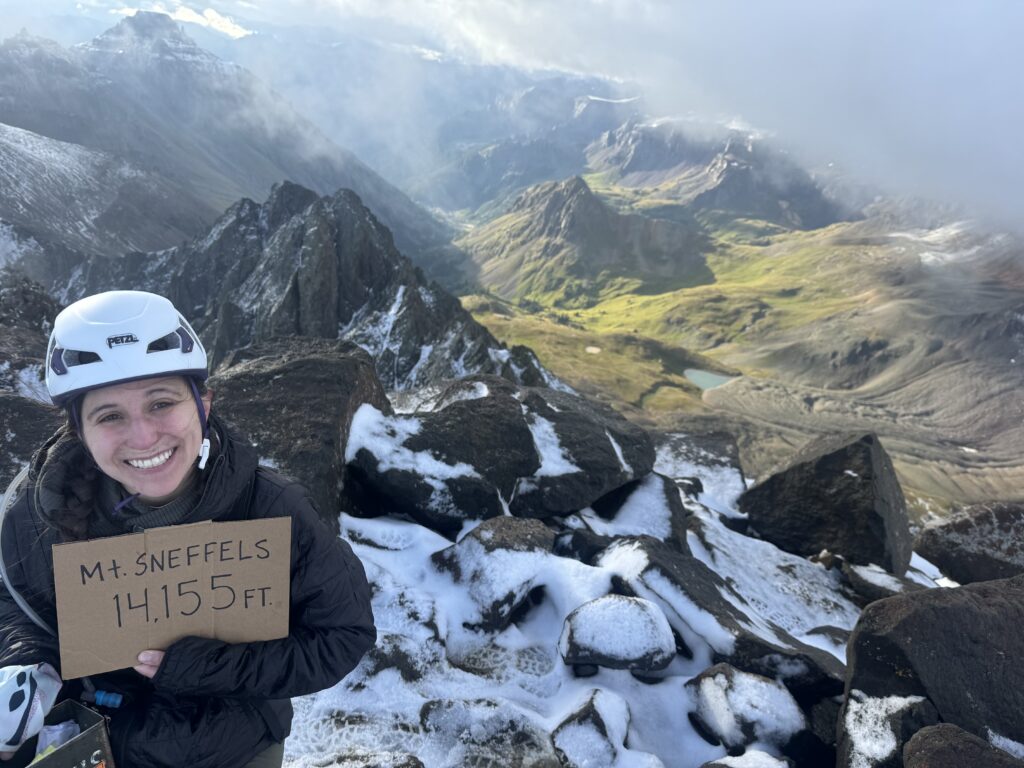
[456,176,711,306]
[0,121,215,257]
[0,15,449,256]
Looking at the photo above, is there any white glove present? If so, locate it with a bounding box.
[0,664,62,755]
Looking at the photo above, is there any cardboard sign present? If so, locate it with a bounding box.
[52,518,291,679]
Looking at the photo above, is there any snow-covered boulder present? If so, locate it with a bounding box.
[553,689,664,768]
[347,376,653,534]
[914,502,1024,584]
[431,517,558,633]
[903,724,1024,768]
[559,595,676,672]
[839,574,1024,765]
[686,664,806,752]
[738,432,911,575]
[420,699,562,767]
[210,336,390,533]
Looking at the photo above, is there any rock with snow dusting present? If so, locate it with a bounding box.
[346,377,652,533]
[583,472,691,550]
[209,336,390,533]
[914,502,1024,584]
[0,392,63,484]
[836,690,938,768]
[839,574,1024,764]
[738,432,911,575]
[431,517,557,633]
[559,595,675,672]
[508,386,654,518]
[686,663,806,752]
[420,699,562,767]
[597,536,848,701]
[903,724,1024,768]
[840,560,926,605]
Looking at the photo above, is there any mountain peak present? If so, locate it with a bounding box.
[82,12,213,63]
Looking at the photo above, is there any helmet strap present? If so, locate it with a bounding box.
[188,378,211,471]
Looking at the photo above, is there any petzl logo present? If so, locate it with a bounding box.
[107,333,139,348]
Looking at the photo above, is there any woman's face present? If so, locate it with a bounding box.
[80,376,212,505]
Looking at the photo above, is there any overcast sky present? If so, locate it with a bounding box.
[1,0,1021,227]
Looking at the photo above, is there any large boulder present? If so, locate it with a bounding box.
[558,595,675,672]
[347,376,654,535]
[738,432,911,575]
[903,724,1024,768]
[837,690,938,768]
[914,502,1024,584]
[210,336,390,533]
[838,575,1024,764]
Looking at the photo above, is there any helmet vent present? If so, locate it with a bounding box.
[63,349,102,368]
[147,331,183,353]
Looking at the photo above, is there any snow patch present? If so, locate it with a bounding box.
[843,690,926,768]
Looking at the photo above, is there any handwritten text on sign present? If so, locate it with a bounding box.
[52,518,291,679]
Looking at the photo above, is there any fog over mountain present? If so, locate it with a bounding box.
[1,0,1018,229]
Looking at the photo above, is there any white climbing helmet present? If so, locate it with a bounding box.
[45,291,208,407]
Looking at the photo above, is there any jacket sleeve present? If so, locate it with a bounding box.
[0,505,62,673]
[152,482,376,699]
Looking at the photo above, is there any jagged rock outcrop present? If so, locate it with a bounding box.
[903,724,1024,768]
[208,337,390,533]
[558,595,675,672]
[914,502,1024,584]
[345,375,653,532]
[69,183,546,390]
[838,575,1024,766]
[739,432,911,575]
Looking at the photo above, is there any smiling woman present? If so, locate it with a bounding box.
[0,291,375,768]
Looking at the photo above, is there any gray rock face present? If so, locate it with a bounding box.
[0,268,58,399]
[914,502,1024,584]
[839,575,1024,763]
[347,376,652,533]
[739,432,911,575]
[71,184,545,391]
[903,724,1024,768]
[559,595,675,672]
[209,337,390,533]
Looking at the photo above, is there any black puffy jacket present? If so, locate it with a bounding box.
[0,416,376,768]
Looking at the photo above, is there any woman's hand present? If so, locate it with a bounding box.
[133,650,165,679]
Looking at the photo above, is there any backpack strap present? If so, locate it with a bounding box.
[0,466,58,637]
